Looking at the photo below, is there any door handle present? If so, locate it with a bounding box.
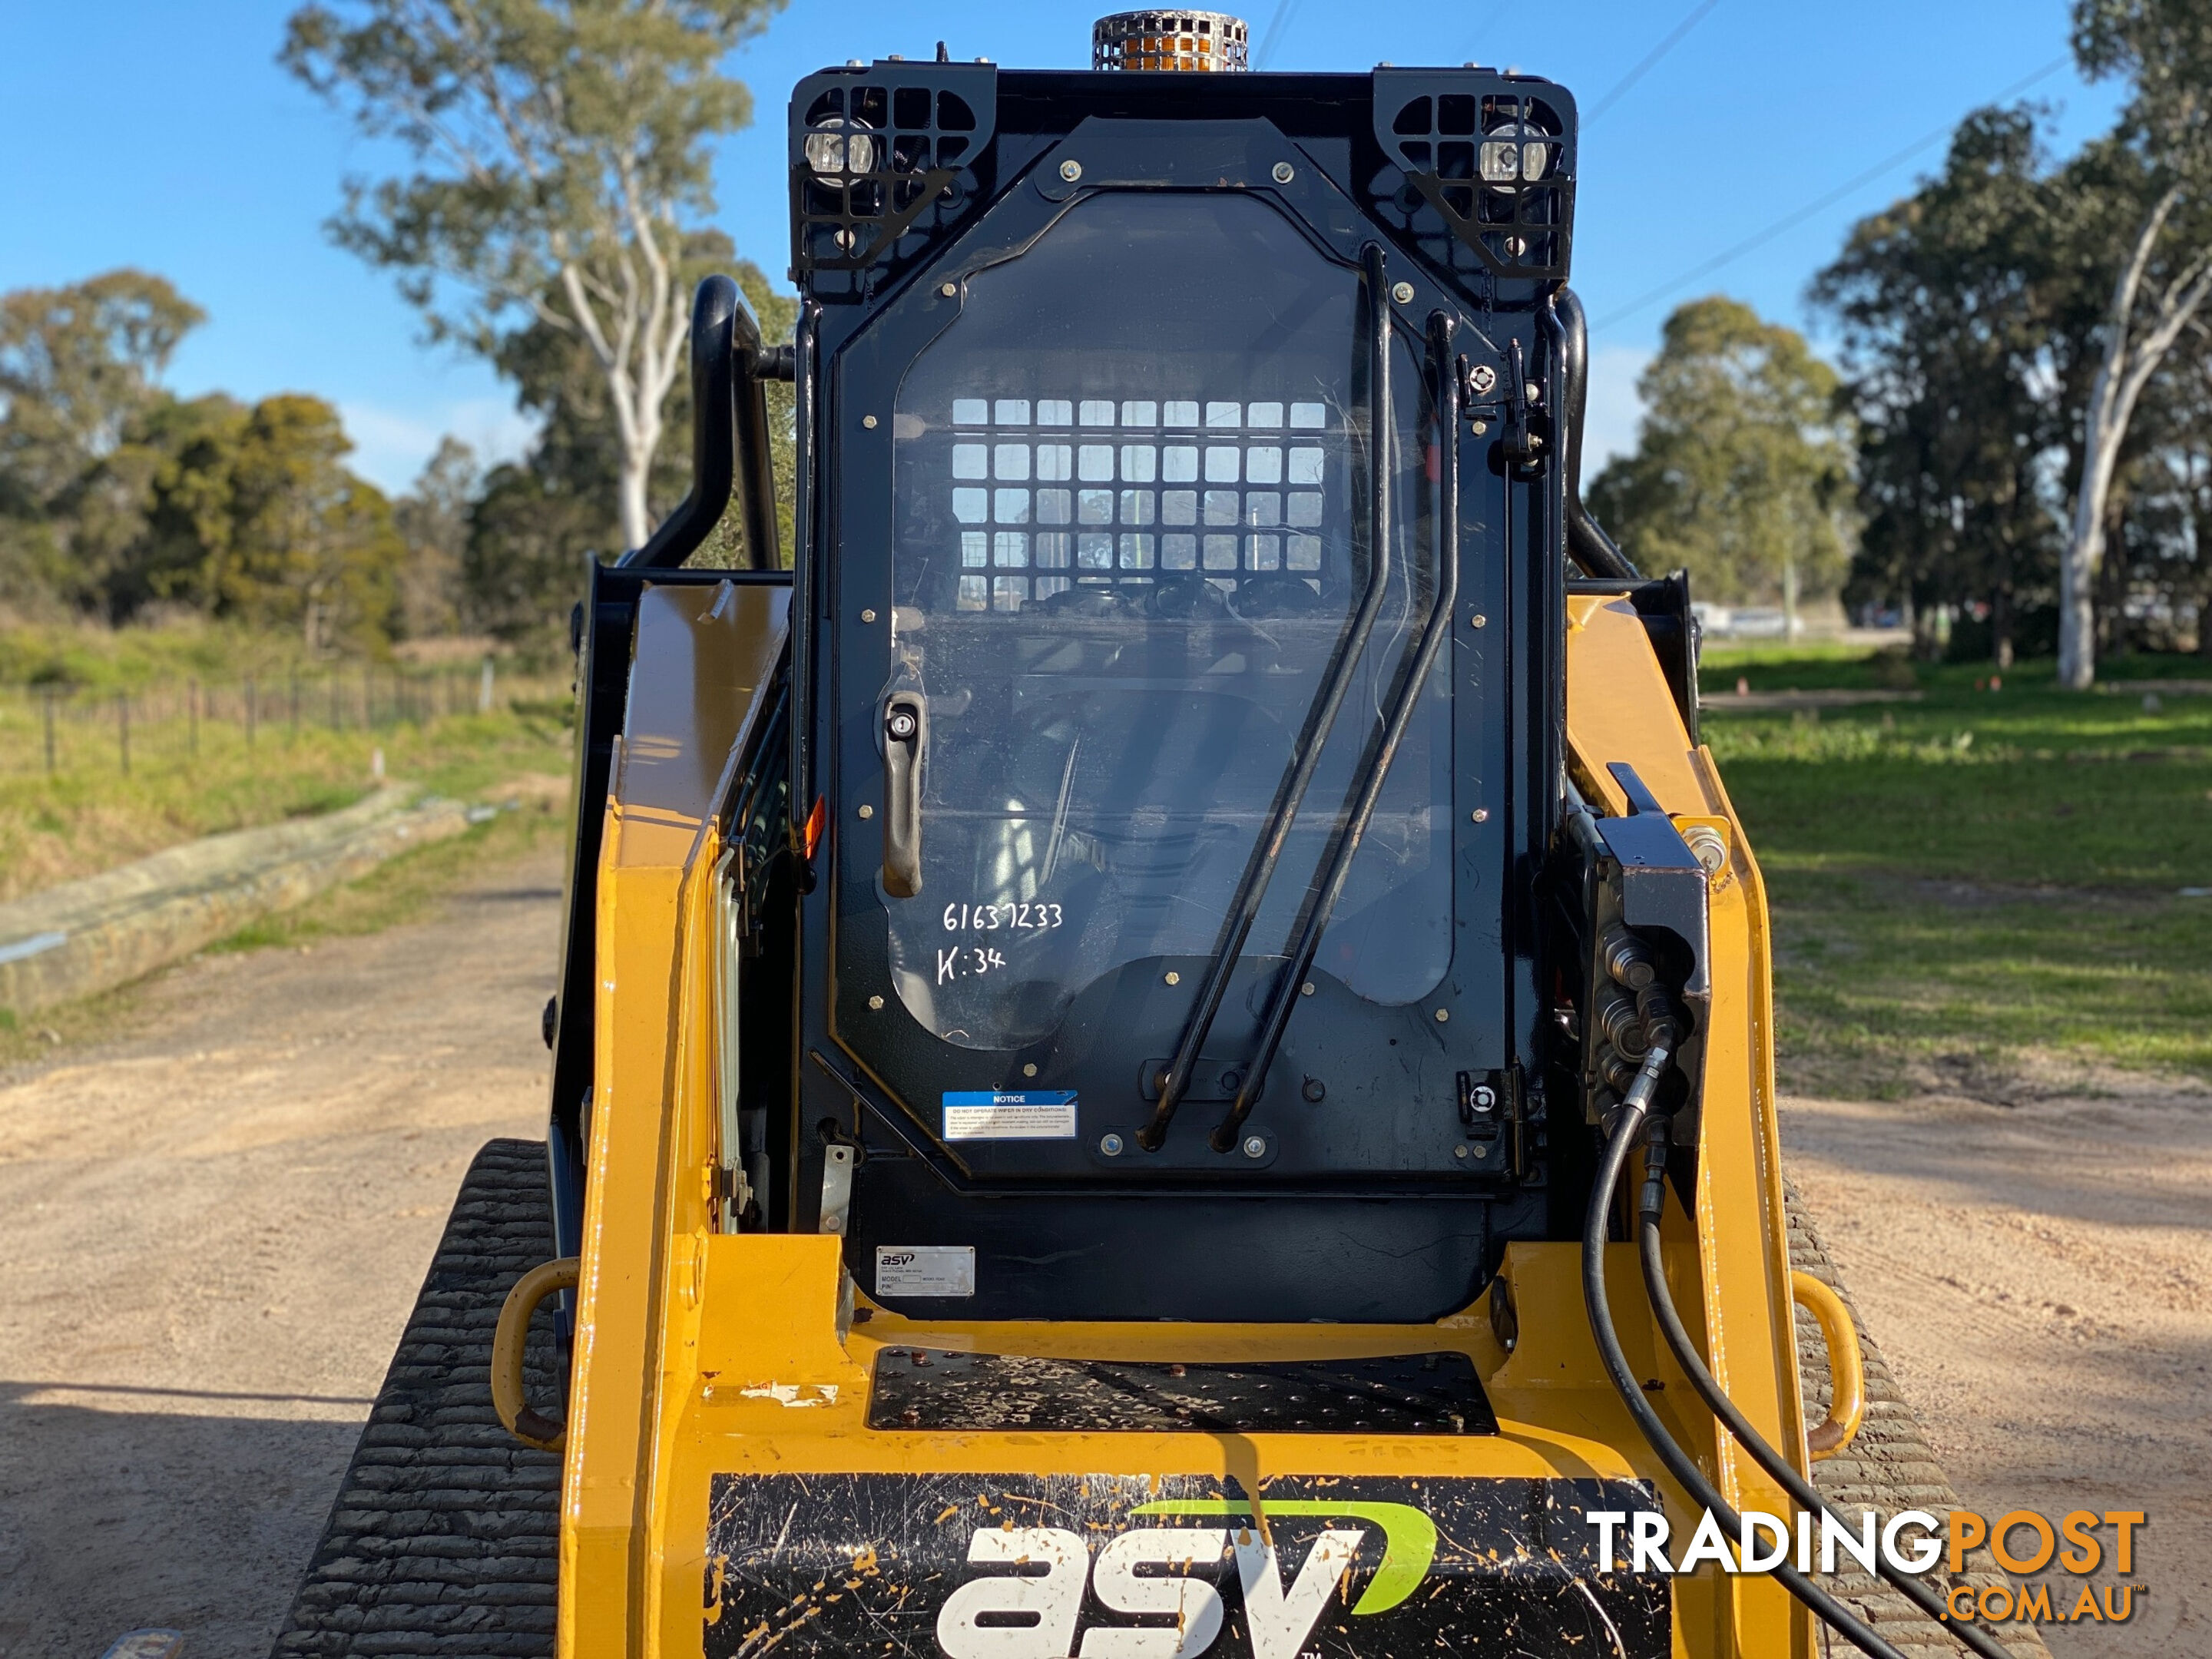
[882,694,926,897]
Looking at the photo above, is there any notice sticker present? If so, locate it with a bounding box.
[875,1245,975,1298]
[942,1091,1078,1141]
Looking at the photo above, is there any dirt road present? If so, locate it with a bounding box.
[1786,1071,2212,1657]
[0,850,561,1659]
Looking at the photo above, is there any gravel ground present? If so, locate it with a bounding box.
[1785,1069,2212,1657]
[0,850,559,1659]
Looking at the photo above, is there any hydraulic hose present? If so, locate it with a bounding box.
[1582,1070,1911,1659]
[1632,1121,2025,1658]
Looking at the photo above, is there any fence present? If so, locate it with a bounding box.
[0,660,565,782]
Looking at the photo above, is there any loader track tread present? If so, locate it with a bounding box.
[1789,1181,2053,1659]
[270,1137,560,1658]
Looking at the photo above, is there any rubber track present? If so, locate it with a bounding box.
[271,1143,2049,1658]
[1790,1180,2054,1659]
[270,1137,561,1658]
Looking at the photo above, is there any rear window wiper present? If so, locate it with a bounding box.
[1139,242,1398,1152]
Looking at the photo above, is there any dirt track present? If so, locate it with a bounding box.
[0,849,559,1659]
[0,844,2204,1657]
[1786,1074,2212,1656]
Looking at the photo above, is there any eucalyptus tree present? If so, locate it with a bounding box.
[0,270,204,613]
[462,230,793,644]
[282,0,786,553]
[1588,297,1854,634]
[2058,0,2212,687]
[1812,107,2065,667]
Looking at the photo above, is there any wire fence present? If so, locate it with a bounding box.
[0,660,568,782]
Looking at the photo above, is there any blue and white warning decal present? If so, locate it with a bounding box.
[701,1473,1670,1657]
[941,1090,1078,1141]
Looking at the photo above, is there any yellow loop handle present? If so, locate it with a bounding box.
[493,1256,579,1454]
[1792,1270,1866,1460]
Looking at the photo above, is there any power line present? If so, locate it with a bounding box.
[1254,0,1306,69]
[1583,0,1723,125]
[1590,54,2071,333]
[1459,0,1517,65]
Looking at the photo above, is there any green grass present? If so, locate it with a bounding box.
[0,696,574,903]
[1704,652,2212,1095]
[0,618,323,689]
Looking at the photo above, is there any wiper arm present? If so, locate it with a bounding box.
[1210,309,1465,1152]
[1137,242,1398,1152]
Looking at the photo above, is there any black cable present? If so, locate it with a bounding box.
[1634,1122,2026,1658]
[1252,0,1305,68]
[1582,0,1723,126]
[1591,54,2071,332]
[1582,1081,1912,1658]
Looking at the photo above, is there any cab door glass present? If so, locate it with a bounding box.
[882,191,1451,1050]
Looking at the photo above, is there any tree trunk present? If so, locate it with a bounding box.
[2061,352,2126,689]
[2192,450,2212,657]
[2059,187,2212,689]
[2099,493,2133,659]
[555,256,683,556]
[2060,192,2174,690]
[618,453,651,553]
[1910,591,1942,662]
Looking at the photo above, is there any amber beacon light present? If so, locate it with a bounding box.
[1091,10,1250,71]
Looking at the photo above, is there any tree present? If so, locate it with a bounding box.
[0,270,204,615]
[2058,0,2212,687]
[394,435,478,637]
[281,0,786,553]
[0,271,415,646]
[464,234,794,644]
[1812,107,2066,667]
[130,392,254,614]
[1588,297,1854,631]
[205,395,408,652]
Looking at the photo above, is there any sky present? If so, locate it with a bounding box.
[0,1,2124,497]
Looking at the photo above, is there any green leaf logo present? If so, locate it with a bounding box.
[1128,1499,1437,1615]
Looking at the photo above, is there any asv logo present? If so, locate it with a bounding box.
[935,1524,1363,1659]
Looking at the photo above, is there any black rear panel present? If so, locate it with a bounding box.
[785,61,1574,1320]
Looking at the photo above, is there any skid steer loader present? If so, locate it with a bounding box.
[277,15,2035,1659]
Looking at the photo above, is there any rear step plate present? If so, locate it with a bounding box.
[866,1348,1499,1434]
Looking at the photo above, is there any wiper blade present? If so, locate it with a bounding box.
[1211,309,1465,1151]
[1137,242,1399,1152]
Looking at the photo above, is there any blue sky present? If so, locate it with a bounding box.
[0,1,2121,496]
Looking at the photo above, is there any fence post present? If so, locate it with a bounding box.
[329,671,341,730]
[290,671,301,739]
[187,678,199,757]
[117,690,131,777]
[246,677,257,750]
[364,664,374,730]
[478,655,495,714]
[41,687,56,776]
